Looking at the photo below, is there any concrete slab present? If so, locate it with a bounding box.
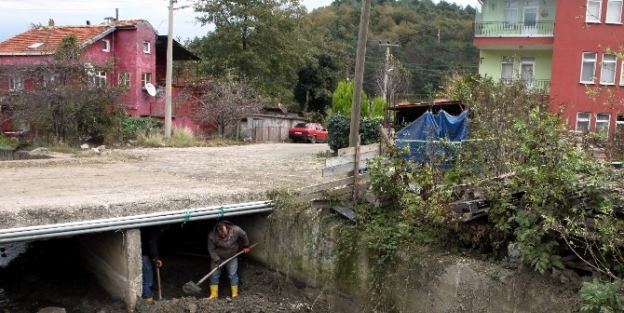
[0,143,338,229]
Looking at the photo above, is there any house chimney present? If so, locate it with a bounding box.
[48,18,55,27]
[86,20,91,25]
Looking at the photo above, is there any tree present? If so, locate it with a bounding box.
[193,77,262,136]
[192,0,311,98]
[0,34,125,144]
[293,53,341,116]
[372,54,411,106]
[331,80,369,117]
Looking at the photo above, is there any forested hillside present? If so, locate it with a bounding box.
[186,0,478,115]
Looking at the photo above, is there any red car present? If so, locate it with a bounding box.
[288,122,328,143]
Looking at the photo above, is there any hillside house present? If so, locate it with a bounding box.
[474,0,624,135]
[0,18,206,137]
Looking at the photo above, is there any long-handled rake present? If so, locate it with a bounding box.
[182,243,258,294]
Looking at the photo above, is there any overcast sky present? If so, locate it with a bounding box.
[0,0,479,43]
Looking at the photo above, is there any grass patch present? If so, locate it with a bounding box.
[0,136,18,149]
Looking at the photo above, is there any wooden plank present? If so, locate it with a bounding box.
[325,150,379,167]
[295,176,355,195]
[337,143,380,156]
[322,159,371,177]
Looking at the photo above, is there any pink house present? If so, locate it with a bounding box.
[0,18,207,136]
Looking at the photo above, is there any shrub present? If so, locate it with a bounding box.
[121,117,162,141]
[326,115,382,152]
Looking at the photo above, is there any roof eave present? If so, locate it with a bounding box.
[81,27,116,48]
[0,52,54,56]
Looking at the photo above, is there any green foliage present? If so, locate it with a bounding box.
[580,279,624,313]
[191,0,310,98]
[326,114,350,152]
[325,115,382,152]
[0,134,17,148]
[121,117,162,140]
[331,80,370,117]
[370,96,385,118]
[293,53,341,116]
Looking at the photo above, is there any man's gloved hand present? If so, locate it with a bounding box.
[242,246,251,254]
[214,261,220,269]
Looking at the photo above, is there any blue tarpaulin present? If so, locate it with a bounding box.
[395,110,469,165]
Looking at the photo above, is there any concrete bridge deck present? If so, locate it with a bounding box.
[0,143,334,230]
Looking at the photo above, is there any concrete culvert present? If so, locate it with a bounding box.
[0,220,356,313]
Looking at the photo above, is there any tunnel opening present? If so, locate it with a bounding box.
[0,216,350,312]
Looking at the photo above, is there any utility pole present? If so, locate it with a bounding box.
[349,0,371,147]
[379,42,399,104]
[164,0,175,138]
[380,41,399,128]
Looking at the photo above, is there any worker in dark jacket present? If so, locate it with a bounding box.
[140,226,166,304]
[207,220,250,299]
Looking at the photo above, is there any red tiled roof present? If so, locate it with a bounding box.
[0,20,148,55]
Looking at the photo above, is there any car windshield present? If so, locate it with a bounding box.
[294,123,308,128]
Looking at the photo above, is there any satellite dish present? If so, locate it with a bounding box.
[278,102,288,114]
[145,83,156,97]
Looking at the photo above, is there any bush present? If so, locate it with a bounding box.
[169,127,197,147]
[326,115,382,152]
[121,117,162,141]
[580,279,624,313]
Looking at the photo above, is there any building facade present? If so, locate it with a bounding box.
[474,0,624,134]
[0,19,204,136]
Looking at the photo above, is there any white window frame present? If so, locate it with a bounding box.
[606,0,623,23]
[501,56,514,83]
[8,76,24,91]
[141,72,152,88]
[596,113,611,135]
[587,0,603,23]
[118,72,130,88]
[580,52,598,84]
[43,73,58,87]
[89,71,106,87]
[620,61,624,85]
[600,54,617,85]
[576,112,592,131]
[504,0,519,29]
[616,114,624,131]
[102,39,110,52]
[142,41,151,54]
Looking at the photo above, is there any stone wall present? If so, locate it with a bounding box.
[0,147,50,161]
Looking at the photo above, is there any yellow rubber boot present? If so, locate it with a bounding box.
[231,285,238,298]
[208,285,218,299]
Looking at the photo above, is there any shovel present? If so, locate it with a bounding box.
[182,243,258,294]
[156,266,162,300]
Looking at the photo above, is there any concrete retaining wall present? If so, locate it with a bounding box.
[78,230,141,312]
[252,205,580,312]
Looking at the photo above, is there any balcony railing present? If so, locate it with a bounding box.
[502,78,550,94]
[475,21,554,37]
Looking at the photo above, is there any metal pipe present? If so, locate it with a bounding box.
[0,208,273,243]
[0,203,273,239]
[0,201,272,234]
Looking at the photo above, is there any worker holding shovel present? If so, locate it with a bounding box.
[207,220,250,299]
[140,225,167,304]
